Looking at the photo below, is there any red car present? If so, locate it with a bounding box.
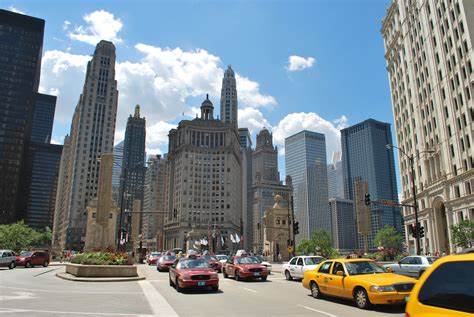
[223,256,268,281]
[202,254,222,272]
[147,252,161,265]
[169,257,219,292]
[16,250,50,268]
[157,254,176,272]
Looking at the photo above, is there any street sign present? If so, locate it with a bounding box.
[355,179,371,235]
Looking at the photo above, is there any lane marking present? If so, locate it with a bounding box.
[139,280,179,317]
[240,287,258,293]
[0,291,36,301]
[0,308,153,316]
[33,267,61,277]
[297,304,338,317]
[0,286,141,295]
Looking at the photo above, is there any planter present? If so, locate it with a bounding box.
[65,263,138,278]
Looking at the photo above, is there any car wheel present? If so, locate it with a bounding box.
[43,261,49,267]
[235,271,240,281]
[211,285,219,292]
[223,269,228,278]
[175,278,182,293]
[418,270,425,278]
[261,276,267,282]
[354,288,371,309]
[8,262,15,269]
[310,281,321,299]
[285,270,292,280]
[25,261,32,268]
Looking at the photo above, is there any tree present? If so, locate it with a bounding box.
[374,225,403,260]
[0,221,47,253]
[451,220,474,249]
[296,230,338,258]
[296,239,313,255]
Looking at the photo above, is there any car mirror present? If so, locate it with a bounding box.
[336,270,344,276]
[386,267,393,273]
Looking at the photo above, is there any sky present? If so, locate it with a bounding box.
[1,0,396,182]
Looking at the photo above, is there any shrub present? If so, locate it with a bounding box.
[71,252,131,265]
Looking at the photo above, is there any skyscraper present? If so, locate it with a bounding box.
[238,128,253,250]
[382,0,474,254]
[341,119,401,250]
[53,41,118,251]
[30,93,57,143]
[111,140,124,201]
[329,198,356,251]
[285,131,330,242]
[164,96,242,252]
[0,9,44,224]
[120,105,146,233]
[251,128,291,252]
[220,65,238,127]
[327,151,344,199]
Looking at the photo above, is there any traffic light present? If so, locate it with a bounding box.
[364,193,371,206]
[293,221,300,235]
[418,226,425,238]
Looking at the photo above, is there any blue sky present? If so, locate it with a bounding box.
[1,0,397,181]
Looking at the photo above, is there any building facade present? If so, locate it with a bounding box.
[285,130,330,242]
[0,9,44,224]
[327,151,345,199]
[30,93,56,143]
[341,119,402,250]
[329,198,357,252]
[238,128,253,250]
[164,96,242,252]
[53,41,118,251]
[382,0,474,254]
[112,140,124,196]
[220,65,238,127]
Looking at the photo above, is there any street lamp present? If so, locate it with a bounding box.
[386,144,435,255]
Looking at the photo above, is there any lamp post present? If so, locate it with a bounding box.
[386,144,434,255]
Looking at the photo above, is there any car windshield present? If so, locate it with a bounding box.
[304,257,323,265]
[179,259,209,269]
[216,255,227,260]
[162,255,176,261]
[150,252,160,257]
[236,257,259,264]
[202,255,218,261]
[20,251,32,256]
[255,256,264,262]
[426,257,438,264]
[345,261,386,275]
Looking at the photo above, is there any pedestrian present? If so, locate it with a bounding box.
[277,252,282,262]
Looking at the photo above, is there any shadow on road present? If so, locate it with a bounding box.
[305,294,405,314]
[178,289,224,295]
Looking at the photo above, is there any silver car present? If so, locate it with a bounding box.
[282,256,324,280]
[0,250,16,269]
[384,255,437,278]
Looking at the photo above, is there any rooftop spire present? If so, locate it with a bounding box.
[134,104,140,118]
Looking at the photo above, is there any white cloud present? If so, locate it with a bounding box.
[286,55,315,72]
[8,6,25,14]
[62,20,71,31]
[144,121,177,155]
[272,112,345,160]
[238,107,271,135]
[236,74,277,107]
[69,10,123,45]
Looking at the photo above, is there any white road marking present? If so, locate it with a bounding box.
[240,287,258,293]
[0,285,141,295]
[0,307,153,316]
[0,291,36,301]
[139,280,179,317]
[297,304,338,317]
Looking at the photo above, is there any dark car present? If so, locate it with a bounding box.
[202,254,222,272]
[157,255,177,272]
[223,256,269,281]
[169,257,219,292]
[16,250,50,268]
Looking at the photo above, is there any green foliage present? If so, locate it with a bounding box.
[296,230,338,258]
[450,220,474,249]
[71,252,131,265]
[0,221,50,253]
[373,225,404,260]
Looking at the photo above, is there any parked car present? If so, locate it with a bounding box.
[157,254,177,272]
[215,254,229,265]
[169,256,219,292]
[302,258,417,309]
[201,254,222,272]
[384,255,438,278]
[0,250,16,269]
[405,252,473,316]
[282,255,324,280]
[16,250,50,268]
[146,252,161,265]
[255,255,272,273]
[223,256,269,281]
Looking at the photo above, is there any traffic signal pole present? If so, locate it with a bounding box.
[409,155,421,255]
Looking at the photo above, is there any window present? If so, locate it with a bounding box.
[400,257,412,265]
[289,257,297,265]
[411,257,422,265]
[418,261,474,313]
[318,261,332,273]
[297,258,303,266]
[332,262,344,275]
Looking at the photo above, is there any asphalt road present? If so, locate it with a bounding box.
[0,264,405,317]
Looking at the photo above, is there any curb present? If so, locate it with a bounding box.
[56,272,146,282]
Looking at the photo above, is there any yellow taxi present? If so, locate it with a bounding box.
[302,258,417,309]
[405,252,474,317]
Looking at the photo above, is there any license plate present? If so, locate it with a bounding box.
[253,272,260,277]
[198,281,206,286]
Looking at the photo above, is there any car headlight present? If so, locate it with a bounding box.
[182,274,191,280]
[211,273,218,279]
[370,285,396,292]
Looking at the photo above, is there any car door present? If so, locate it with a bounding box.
[295,257,304,278]
[407,256,422,277]
[288,257,297,276]
[398,256,412,275]
[326,262,348,297]
[314,261,333,293]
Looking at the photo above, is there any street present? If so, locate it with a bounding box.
[0,265,405,317]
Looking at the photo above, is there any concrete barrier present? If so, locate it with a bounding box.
[65,263,138,277]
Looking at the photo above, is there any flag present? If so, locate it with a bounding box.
[230,233,235,243]
[221,236,225,246]
[235,234,240,243]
